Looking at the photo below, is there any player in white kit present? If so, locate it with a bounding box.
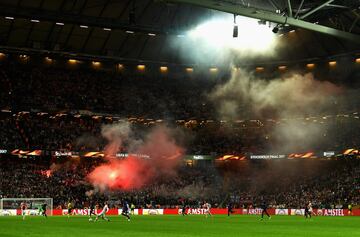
[95,202,110,222]
[203,202,212,218]
[20,202,27,220]
[308,201,316,216]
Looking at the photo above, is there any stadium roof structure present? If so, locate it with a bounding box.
[0,0,359,65]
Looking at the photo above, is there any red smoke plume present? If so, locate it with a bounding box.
[87,125,184,191]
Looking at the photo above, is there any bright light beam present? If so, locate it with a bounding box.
[187,16,277,54]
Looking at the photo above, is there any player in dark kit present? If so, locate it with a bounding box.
[121,201,131,221]
[88,202,96,221]
[67,200,73,218]
[305,201,312,219]
[227,202,234,216]
[304,205,309,218]
[181,201,187,216]
[260,200,271,220]
[41,203,47,218]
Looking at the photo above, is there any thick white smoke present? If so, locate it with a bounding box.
[101,122,132,158]
[209,70,342,119]
[208,69,343,153]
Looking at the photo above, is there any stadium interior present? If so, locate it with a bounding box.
[0,0,359,236]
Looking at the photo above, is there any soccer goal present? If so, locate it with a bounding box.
[0,198,53,216]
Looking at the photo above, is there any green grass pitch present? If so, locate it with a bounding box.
[0,215,359,237]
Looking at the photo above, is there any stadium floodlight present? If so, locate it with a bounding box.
[233,14,238,38]
[0,198,53,216]
[187,15,276,53]
[233,25,238,38]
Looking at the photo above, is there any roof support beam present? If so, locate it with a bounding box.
[165,0,360,43]
[6,0,23,45]
[267,0,280,11]
[287,0,292,17]
[349,17,359,33]
[326,4,349,9]
[81,0,111,52]
[299,0,334,19]
[294,0,304,18]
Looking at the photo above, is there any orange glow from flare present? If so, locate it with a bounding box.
[109,172,117,179]
[46,170,51,178]
[41,170,52,178]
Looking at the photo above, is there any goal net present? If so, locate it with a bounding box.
[0,198,53,216]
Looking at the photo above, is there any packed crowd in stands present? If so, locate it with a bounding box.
[0,60,359,155]
[0,156,359,209]
[0,111,360,155]
[0,57,360,211]
[1,59,360,120]
[0,61,215,119]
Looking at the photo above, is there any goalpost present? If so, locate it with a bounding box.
[0,198,53,216]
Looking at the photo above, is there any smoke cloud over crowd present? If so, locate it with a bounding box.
[87,122,184,191]
[209,69,343,153]
[209,70,342,119]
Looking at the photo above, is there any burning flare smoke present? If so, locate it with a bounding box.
[87,122,184,191]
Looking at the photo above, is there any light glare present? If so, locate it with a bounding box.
[188,16,277,53]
